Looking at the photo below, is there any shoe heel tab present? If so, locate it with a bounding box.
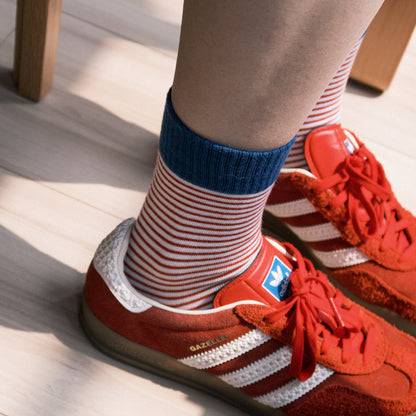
[305,125,351,179]
[90,219,152,313]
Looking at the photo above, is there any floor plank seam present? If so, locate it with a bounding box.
[0,28,14,48]
[0,164,125,221]
[61,10,177,59]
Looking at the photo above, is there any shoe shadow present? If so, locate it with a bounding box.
[0,226,244,416]
[0,67,158,190]
[345,79,383,98]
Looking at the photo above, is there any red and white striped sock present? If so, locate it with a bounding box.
[123,91,292,310]
[124,156,272,310]
[284,38,363,169]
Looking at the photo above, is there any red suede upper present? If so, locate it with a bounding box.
[236,303,416,416]
[85,263,251,358]
[330,262,416,323]
[305,125,358,180]
[84,230,416,415]
[216,238,387,378]
[303,125,416,270]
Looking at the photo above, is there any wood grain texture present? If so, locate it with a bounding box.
[351,0,416,91]
[13,0,62,101]
[0,0,415,415]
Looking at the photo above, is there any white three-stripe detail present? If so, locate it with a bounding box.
[266,198,316,218]
[179,329,270,369]
[287,222,341,242]
[266,197,370,267]
[255,365,334,408]
[219,346,292,388]
[181,328,334,408]
[313,247,370,268]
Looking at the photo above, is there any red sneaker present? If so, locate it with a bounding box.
[81,219,416,416]
[264,124,416,336]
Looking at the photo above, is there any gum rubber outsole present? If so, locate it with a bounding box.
[79,292,285,416]
[262,211,416,339]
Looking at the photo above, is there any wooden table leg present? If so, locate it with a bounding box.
[13,0,63,102]
[350,0,416,91]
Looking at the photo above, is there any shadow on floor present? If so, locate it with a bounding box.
[0,67,158,195]
[0,226,243,416]
[345,79,383,98]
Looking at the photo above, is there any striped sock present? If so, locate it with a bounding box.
[124,92,294,310]
[284,38,363,169]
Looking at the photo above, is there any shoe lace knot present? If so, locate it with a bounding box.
[317,144,416,262]
[264,244,375,381]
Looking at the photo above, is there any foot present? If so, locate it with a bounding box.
[264,124,416,336]
[81,219,416,416]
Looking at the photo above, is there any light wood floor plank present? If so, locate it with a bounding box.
[0,12,179,218]
[0,171,242,416]
[0,0,15,44]
[62,0,183,56]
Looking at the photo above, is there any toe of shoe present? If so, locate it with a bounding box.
[284,345,416,416]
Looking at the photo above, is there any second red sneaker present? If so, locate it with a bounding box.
[264,125,416,336]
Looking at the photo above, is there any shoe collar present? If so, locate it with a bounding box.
[93,219,265,316]
[93,219,387,378]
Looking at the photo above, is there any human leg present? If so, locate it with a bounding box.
[172,0,381,150]
[124,0,383,310]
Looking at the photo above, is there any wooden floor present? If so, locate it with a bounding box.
[0,1,415,415]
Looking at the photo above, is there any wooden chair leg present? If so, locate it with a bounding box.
[350,0,416,91]
[13,0,63,102]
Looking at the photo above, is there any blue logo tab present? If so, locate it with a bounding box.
[262,256,292,301]
[344,138,355,155]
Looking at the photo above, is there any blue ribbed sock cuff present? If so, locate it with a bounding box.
[159,90,295,195]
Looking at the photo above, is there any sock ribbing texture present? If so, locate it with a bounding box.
[159,92,293,194]
[124,92,294,309]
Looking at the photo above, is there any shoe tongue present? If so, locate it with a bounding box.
[213,237,294,308]
[305,125,360,179]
